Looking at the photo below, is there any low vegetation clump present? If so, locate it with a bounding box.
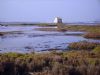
[84,32,100,39]
[68,41,100,50]
[0,50,100,75]
[64,25,100,32]
[93,46,100,54]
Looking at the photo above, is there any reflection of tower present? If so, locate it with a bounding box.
[54,17,62,23]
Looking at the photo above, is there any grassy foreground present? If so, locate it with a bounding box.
[0,48,100,75]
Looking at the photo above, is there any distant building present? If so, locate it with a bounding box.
[54,17,66,31]
[54,17,62,23]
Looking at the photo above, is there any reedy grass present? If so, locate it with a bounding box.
[0,49,100,75]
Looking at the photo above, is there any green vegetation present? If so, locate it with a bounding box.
[64,25,100,32]
[63,25,100,39]
[68,41,100,50]
[93,46,100,54]
[84,32,100,39]
[36,24,100,39]
[0,49,100,75]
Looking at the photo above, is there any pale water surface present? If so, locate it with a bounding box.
[0,26,100,53]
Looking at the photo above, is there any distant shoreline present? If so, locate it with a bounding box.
[0,22,100,26]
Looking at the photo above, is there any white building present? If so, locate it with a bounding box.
[54,17,62,23]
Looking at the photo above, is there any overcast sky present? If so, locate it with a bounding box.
[0,0,100,23]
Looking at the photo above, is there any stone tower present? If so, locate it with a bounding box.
[54,17,62,23]
[54,17,66,31]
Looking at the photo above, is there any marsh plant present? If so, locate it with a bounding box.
[0,49,100,75]
[68,41,100,50]
[84,32,100,39]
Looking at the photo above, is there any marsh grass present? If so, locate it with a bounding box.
[0,50,100,75]
[68,41,100,50]
[64,25,100,32]
[93,46,100,54]
[84,32,100,39]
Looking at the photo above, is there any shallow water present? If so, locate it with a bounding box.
[0,26,100,53]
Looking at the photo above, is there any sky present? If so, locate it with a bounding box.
[0,0,100,23]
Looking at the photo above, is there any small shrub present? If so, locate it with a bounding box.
[0,51,100,75]
[84,32,100,39]
[68,41,100,50]
[93,46,100,54]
